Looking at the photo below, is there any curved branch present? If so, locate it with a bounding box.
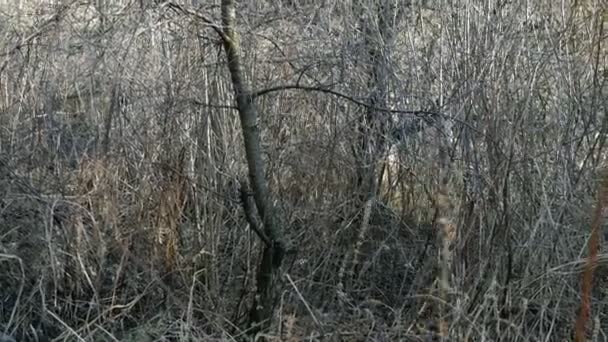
[251,84,479,133]
[162,2,227,41]
[252,84,434,115]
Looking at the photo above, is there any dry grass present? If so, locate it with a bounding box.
[1,0,607,341]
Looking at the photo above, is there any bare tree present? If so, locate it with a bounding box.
[219,0,285,331]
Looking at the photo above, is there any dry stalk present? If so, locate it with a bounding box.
[436,189,456,340]
[155,151,188,273]
[574,167,608,341]
[349,197,374,281]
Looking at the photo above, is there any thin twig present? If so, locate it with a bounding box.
[46,309,86,342]
[284,273,322,329]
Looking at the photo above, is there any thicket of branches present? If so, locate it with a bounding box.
[0,0,606,341]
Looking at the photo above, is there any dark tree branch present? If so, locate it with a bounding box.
[252,84,436,116]
[161,2,227,41]
[251,84,480,134]
[239,179,272,247]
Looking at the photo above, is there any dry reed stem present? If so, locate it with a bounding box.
[574,167,608,341]
[436,188,456,340]
[349,197,374,280]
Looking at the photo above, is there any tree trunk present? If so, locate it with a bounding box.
[344,1,403,287]
[220,0,285,331]
[354,0,403,200]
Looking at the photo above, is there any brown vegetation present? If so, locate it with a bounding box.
[0,0,606,341]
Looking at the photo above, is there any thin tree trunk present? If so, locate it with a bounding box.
[220,0,285,331]
[347,0,403,284]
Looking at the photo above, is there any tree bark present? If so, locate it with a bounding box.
[220,0,285,331]
[354,0,404,200]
